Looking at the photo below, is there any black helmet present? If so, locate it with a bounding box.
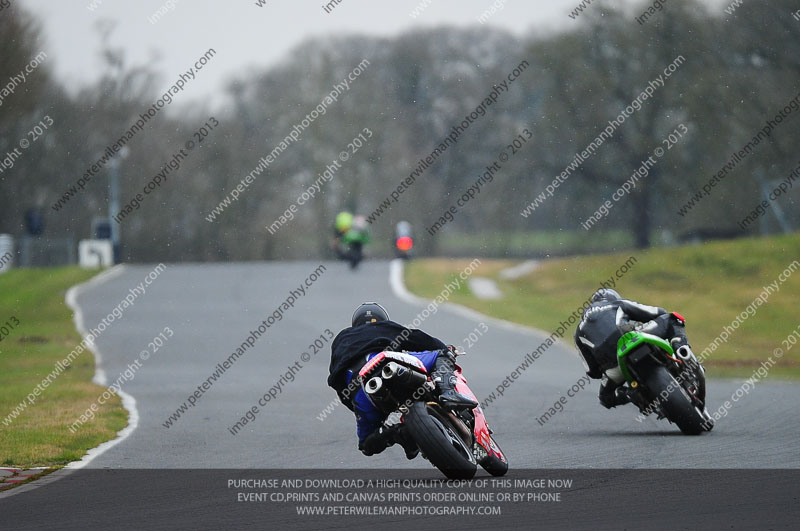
[591,288,621,303]
[351,302,389,327]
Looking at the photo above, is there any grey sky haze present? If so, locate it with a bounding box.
[19,0,726,108]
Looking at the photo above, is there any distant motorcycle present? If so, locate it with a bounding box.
[616,331,713,435]
[359,350,508,479]
[334,215,370,269]
[394,221,414,260]
[337,230,368,269]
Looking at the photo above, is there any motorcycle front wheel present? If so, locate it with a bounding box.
[479,436,509,477]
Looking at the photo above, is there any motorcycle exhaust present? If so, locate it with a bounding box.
[381,362,427,387]
[402,368,428,389]
[365,376,384,395]
[676,345,695,362]
[382,362,400,379]
[364,375,396,413]
[379,363,429,400]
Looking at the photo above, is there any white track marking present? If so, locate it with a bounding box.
[390,259,554,341]
[0,265,137,499]
[468,277,503,299]
[64,264,139,470]
[498,260,540,280]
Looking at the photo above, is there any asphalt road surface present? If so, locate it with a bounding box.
[3,260,799,529]
[65,260,799,469]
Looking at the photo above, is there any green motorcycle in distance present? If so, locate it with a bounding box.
[339,227,369,269]
[332,213,371,270]
[617,332,713,435]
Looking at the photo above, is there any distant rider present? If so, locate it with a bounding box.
[332,211,354,259]
[327,302,478,458]
[341,215,370,249]
[332,212,370,264]
[574,289,691,409]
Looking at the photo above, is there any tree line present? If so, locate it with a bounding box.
[1,0,798,262]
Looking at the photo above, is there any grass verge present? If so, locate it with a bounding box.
[406,234,800,379]
[0,267,127,468]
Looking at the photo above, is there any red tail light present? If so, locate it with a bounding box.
[396,236,413,251]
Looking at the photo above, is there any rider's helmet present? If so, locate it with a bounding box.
[352,302,389,327]
[591,288,621,303]
[335,211,354,234]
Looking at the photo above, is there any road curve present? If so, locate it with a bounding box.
[2,260,799,530]
[60,260,800,469]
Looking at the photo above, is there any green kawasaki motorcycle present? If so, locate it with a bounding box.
[617,331,713,435]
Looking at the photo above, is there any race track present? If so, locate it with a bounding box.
[64,260,800,469]
[3,260,799,530]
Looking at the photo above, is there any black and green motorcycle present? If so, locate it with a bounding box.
[617,331,713,435]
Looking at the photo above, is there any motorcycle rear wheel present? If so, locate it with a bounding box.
[644,365,708,435]
[405,402,477,479]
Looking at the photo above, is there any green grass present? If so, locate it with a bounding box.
[0,267,127,468]
[406,234,800,379]
[436,230,635,257]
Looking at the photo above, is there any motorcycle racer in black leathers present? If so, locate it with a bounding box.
[574,289,690,409]
[327,302,478,458]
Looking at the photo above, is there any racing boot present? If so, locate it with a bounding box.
[359,426,395,456]
[433,351,478,411]
[599,377,630,409]
[669,312,691,351]
[393,425,419,460]
[360,425,419,459]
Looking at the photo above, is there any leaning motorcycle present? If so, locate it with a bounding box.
[337,218,370,270]
[341,231,366,269]
[359,350,508,479]
[617,331,713,435]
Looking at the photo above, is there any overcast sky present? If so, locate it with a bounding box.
[20,0,726,107]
